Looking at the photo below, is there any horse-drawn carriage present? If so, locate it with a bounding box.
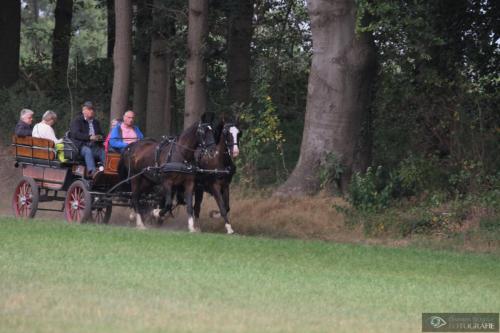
[11,135,127,223]
[11,117,241,233]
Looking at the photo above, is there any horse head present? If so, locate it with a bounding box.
[222,115,242,158]
[197,112,217,149]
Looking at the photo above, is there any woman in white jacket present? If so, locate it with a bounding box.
[32,110,62,144]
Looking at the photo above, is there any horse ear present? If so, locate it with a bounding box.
[201,112,215,124]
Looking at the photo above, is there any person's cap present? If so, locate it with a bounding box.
[82,101,94,109]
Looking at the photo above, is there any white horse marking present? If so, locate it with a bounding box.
[188,216,196,232]
[225,223,234,234]
[136,213,146,230]
[152,208,161,218]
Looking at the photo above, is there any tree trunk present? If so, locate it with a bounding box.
[132,0,152,129]
[110,0,132,122]
[0,0,21,88]
[275,0,376,197]
[107,0,115,59]
[31,0,39,21]
[145,0,175,138]
[133,56,149,128]
[226,0,254,105]
[184,0,208,129]
[52,0,73,85]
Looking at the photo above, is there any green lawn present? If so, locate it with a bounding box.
[0,218,499,333]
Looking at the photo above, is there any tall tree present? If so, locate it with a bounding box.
[276,0,376,196]
[52,0,73,85]
[132,0,152,129]
[110,0,132,121]
[226,0,254,105]
[145,0,175,138]
[0,0,21,88]
[184,0,208,129]
[107,0,115,59]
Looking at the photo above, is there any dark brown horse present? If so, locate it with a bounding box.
[118,119,216,231]
[193,118,241,234]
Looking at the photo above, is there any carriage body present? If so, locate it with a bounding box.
[11,135,126,223]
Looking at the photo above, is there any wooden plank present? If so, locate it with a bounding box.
[13,135,33,146]
[16,146,33,158]
[32,137,54,148]
[32,148,55,160]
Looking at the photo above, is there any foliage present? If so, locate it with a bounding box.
[348,166,393,213]
[235,94,287,187]
[357,0,499,197]
[0,82,70,143]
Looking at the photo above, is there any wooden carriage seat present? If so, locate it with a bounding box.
[12,136,56,160]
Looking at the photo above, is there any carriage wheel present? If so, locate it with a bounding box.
[64,180,92,223]
[12,177,39,218]
[92,205,112,224]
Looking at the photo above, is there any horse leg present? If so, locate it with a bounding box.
[159,180,173,218]
[131,178,146,230]
[211,182,234,234]
[222,182,230,214]
[184,181,197,233]
[194,185,204,220]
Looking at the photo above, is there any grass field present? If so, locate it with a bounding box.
[0,218,499,333]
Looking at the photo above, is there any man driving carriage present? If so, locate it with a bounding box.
[69,101,105,178]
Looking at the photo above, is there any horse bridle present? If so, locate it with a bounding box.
[196,122,216,150]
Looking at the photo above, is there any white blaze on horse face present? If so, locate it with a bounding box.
[229,126,240,158]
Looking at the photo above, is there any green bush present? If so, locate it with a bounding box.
[348,166,393,213]
[234,95,287,187]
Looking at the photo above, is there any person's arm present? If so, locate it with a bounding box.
[47,126,62,144]
[109,126,127,149]
[135,127,144,140]
[70,118,91,141]
[95,120,104,137]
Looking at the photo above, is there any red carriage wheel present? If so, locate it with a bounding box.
[64,180,92,223]
[12,177,39,218]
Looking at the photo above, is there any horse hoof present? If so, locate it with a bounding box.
[189,227,200,233]
[137,225,147,230]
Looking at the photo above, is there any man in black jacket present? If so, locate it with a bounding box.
[69,101,105,177]
[14,109,34,136]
